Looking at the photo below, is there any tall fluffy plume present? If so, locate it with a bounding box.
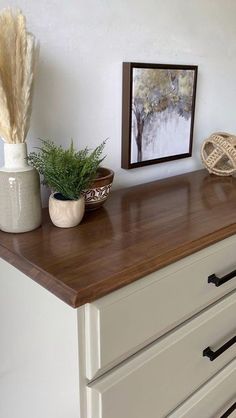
[0,9,39,143]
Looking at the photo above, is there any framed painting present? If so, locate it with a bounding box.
[121,62,198,169]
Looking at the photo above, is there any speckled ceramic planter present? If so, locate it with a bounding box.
[0,143,42,233]
[49,193,85,228]
[83,167,114,211]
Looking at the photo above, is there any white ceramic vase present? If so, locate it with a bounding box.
[49,193,85,228]
[0,143,42,233]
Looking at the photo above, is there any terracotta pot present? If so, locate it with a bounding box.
[83,167,114,211]
[49,193,85,228]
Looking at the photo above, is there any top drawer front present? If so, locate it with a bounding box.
[85,235,236,380]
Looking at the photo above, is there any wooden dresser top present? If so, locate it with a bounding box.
[0,169,235,308]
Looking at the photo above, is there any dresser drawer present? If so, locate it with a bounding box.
[85,235,236,379]
[87,292,236,418]
[168,359,236,418]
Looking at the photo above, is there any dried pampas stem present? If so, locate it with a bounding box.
[0,8,39,144]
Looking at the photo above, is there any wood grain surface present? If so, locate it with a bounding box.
[0,169,235,308]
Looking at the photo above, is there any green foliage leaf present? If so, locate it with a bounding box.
[28,139,106,200]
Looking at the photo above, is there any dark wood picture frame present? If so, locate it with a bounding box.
[121,62,198,169]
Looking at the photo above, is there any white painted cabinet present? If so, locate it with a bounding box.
[1,234,236,418]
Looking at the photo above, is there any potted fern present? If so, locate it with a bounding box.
[28,139,105,228]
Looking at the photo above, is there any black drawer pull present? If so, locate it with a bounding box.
[220,401,236,418]
[203,336,236,361]
[208,269,236,287]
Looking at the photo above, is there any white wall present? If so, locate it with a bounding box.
[0,0,236,205]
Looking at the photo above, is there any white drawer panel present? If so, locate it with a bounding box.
[87,292,236,418]
[168,359,236,418]
[85,235,236,379]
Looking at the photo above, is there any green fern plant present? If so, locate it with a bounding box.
[28,139,106,200]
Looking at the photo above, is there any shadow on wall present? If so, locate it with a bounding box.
[30,54,80,145]
[29,54,81,207]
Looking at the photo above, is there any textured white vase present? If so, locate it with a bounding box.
[49,193,85,228]
[3,143,30,171]
[0,143,42,233]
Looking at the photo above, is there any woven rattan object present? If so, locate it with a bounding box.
[201,132,236,176]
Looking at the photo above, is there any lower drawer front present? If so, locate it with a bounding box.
[168,359,236,418]
[87,292,236,418]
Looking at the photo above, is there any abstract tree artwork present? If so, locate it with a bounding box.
[121,63,198,169]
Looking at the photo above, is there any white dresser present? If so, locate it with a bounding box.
[1,234,235,418]
[0,170,236,418]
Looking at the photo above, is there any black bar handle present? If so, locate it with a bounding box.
[203,336,236,361]
[220,401,236,418]
[208,269,236,287]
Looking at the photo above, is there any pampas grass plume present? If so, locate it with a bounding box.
[0,8,39,144]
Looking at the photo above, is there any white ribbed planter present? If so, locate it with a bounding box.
[49,193,85,228]
[0,143,42,233]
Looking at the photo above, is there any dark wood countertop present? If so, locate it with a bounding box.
[0,169,236,308]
